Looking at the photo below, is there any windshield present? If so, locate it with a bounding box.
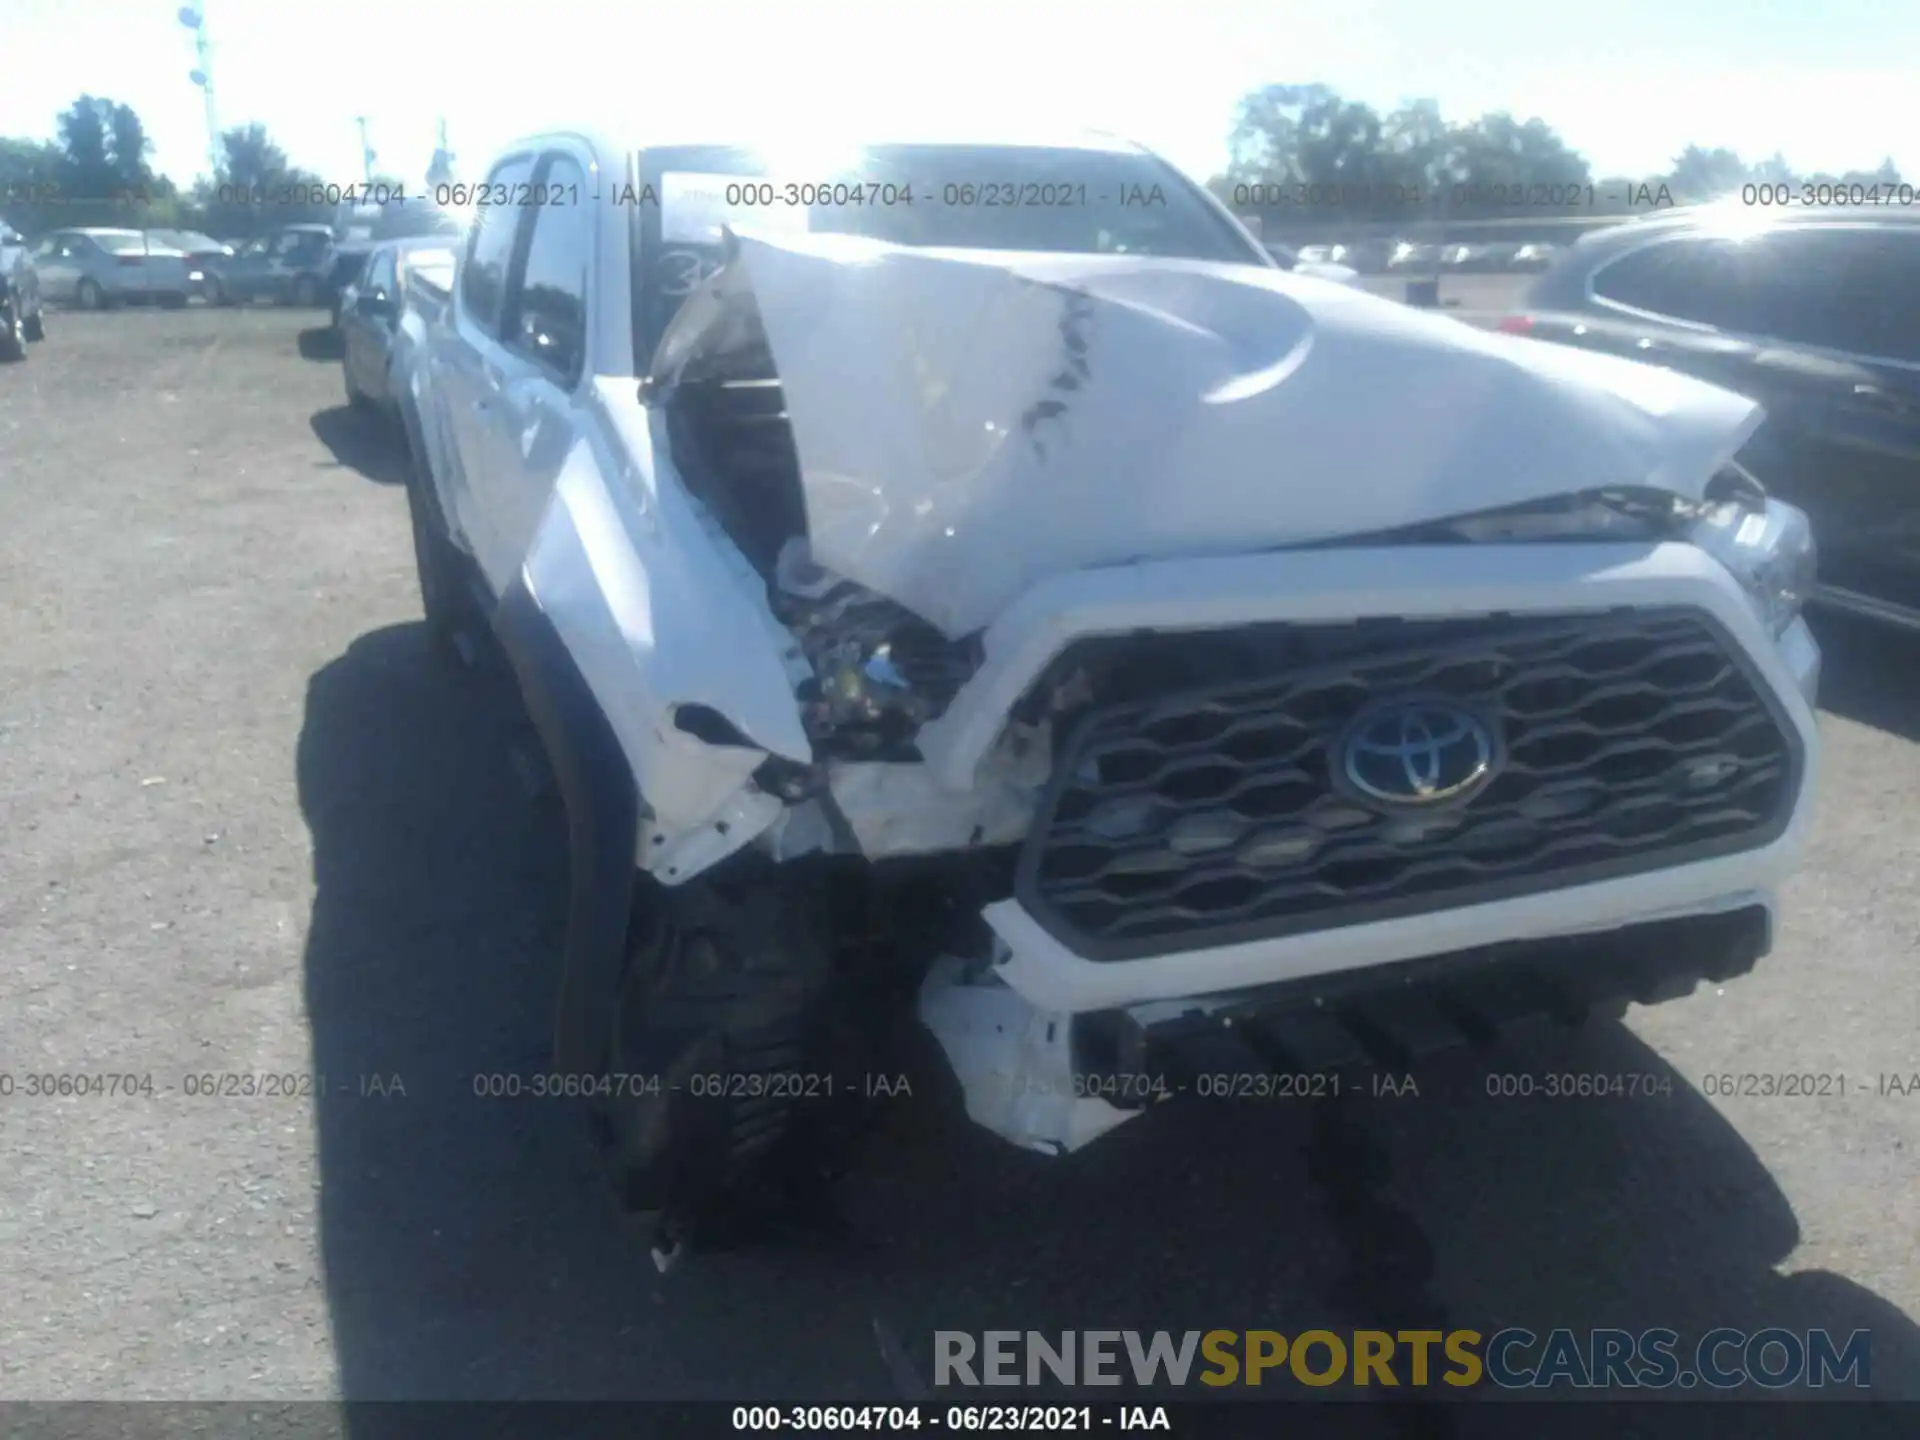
[359,204,467,243]
[634,141,1266,361]
[808,145,1260,260]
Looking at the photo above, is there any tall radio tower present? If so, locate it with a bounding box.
[176,5,222,178]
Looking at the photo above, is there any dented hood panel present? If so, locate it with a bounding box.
[667,232,1764,639]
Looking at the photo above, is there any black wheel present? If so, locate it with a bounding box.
[592,862,854,1247]
[205,275,229,307]
[75,278,103,311]
[401,445,473,658]
[294,274,321,308]
[0,309,23,361]
[22,305,45,342]
[345,364,377,415]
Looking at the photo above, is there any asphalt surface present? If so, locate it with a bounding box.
[3,307,1919,1427]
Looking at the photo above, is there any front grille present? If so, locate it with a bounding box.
[1016,609,1801,961]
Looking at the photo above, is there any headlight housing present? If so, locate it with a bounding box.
[1688,495,1816,639]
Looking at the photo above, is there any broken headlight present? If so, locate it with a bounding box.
[773,538,982,758]
[1689,495,1816,639]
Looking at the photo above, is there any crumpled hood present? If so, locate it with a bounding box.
[659,231,1764,639]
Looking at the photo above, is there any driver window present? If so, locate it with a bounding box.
[367,249,397,297]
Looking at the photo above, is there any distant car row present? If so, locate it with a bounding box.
[0,200,467,329]
[1284,239,1564,274]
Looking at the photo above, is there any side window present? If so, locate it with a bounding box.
[1590,238,1752,328]
[1824,229,1920,363]
[1592,229,1878,350]
[504,154,591,384]
[365,248,397,298]
[461,154,537,337]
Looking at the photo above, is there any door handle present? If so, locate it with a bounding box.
[1852,384,1918,417]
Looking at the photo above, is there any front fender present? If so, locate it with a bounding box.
[519,421,811,863]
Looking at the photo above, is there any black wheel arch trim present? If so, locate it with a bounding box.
[493,574,642,1075]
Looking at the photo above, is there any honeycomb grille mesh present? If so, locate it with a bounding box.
[1016,610,1799,961]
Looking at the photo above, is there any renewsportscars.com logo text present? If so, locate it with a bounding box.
[933,1328,1872,1390]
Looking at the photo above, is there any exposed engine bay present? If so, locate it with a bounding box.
[643,229,1795,895]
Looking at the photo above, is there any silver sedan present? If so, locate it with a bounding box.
[31,229,192,309]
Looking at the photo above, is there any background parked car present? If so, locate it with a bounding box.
[338,237,459,419]
[1510,241,1561,271]
[322,202,466,329]
[0,222,48,358]
[1326,239,1391,273]
[146,228,234,300]
[1441,241,1518,273]
[1264,242,1362,286]
[1386,240,1436,270]
[213,224,335,306]
[32,228,190,309]
[1504,206,1920,629]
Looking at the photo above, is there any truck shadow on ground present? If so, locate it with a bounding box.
[310,405,410,487]
[298,623,1920,1423]
[1809,612,1920,743]
[297,325,344,362]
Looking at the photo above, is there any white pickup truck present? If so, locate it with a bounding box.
[395,130,1821,1257]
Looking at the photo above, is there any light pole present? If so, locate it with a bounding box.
[353,116,375,186]
[177,5,221,179]
[426,117,454,192]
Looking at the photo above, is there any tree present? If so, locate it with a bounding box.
[44,95,163,224]
[105,102,155,195]
[1224,85,1592,228]
[199,121,331,236]
[1664,145,1748,203]
[55,95,114,193]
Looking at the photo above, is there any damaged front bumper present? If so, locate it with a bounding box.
[921,900,1774,1155]
[911,540,1818,1154]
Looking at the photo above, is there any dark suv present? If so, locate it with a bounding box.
[1503,208,1920,630]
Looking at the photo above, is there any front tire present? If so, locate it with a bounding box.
[592,862,848,1244]
[345,364,377,415]
[0,305,24,361]
[22,304,45,341]
[401,442,474,659]
[75,278,104,311]
[294,274,321,308]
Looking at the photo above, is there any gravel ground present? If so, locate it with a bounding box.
[2,307,1918,1426]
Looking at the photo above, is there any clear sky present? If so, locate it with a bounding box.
[4,0,1914,189]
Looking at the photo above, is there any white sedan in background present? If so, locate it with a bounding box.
[32,229,192,309]
[1266,241,1361,285]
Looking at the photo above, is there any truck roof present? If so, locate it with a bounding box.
[490,127,1160,175]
